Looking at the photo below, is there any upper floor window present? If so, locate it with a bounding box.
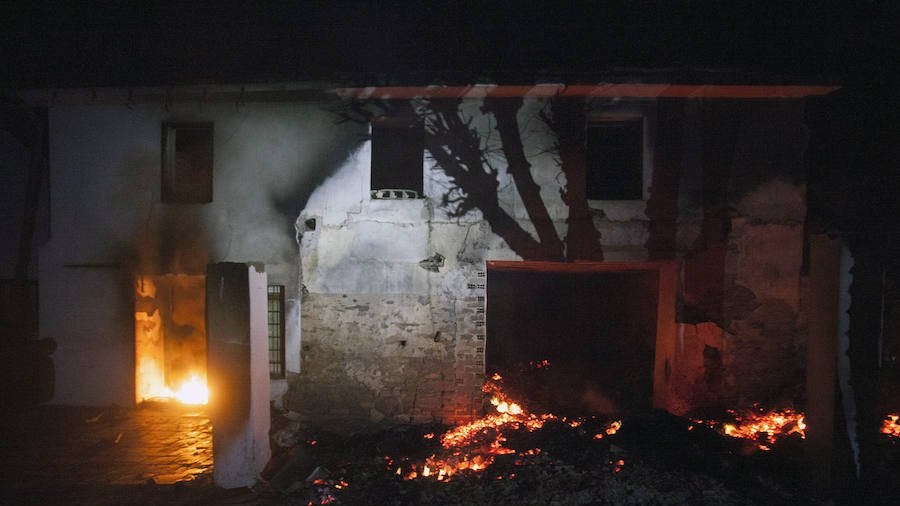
[370,117,423,199]
[585,118,644,201]
[162,122,213,203]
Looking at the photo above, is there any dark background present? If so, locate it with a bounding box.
[2,1,896,89]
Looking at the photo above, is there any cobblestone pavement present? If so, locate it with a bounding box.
[0,403,242,505]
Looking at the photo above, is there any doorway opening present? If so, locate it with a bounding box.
[486,261,677,416]
[134,274,209,405]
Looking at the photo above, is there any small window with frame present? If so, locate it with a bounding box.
[585,117,644,201]
[370,116,424,199]
[267,285,286,378]
[161,122,213,203]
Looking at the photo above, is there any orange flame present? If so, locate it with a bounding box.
[143,374,209,405]
[396,373,621,481]
[882,414,900,437]
[172,375,209,405]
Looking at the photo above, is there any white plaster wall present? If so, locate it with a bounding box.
[208,262,271,489]
[39,94,655,408]
[300,96,655,295]
[40,100,364,405]
[42,267,134,405]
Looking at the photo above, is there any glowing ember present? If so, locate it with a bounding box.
[594,420,621,440]
[882,414,900,437]
[491,398,523,415]
[701,406,806,450]
[529,359,551,369]
[394,373,622,481]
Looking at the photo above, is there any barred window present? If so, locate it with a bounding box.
[267,285,286,378]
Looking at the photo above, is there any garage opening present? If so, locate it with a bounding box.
[486,261,676,416]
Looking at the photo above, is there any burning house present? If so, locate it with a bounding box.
[2,3,899,502]
[4,83,843,417]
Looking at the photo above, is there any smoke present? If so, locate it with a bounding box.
[134,205,212,275]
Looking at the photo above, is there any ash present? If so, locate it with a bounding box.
[258,409,889,506]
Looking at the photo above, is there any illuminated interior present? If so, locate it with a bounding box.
[134,274,209,405]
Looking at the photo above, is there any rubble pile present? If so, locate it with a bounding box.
[261,410,818,506]
[257,375,899,505]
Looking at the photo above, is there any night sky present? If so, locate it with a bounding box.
[2,2,897,89]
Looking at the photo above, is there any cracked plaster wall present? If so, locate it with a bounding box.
[293,97,811,425]
[292,97,656,428]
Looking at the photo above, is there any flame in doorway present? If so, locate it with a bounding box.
[134,275,209,406]
[142,373,209,405]
[172,375,209,405]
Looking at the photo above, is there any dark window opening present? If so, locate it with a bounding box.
[586,119,643,200]
[370,117,423,197]
[162,122,213,203]
[267,285,286,378]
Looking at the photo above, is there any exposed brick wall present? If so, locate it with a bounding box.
[449,270,487,422]
[286,267,487,429]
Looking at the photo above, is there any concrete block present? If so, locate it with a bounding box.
[206,262,271,489]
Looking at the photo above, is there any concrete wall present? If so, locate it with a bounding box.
[290,96,663,428]
[40,99,365,405]
[38,93,810,421]
[291,97,810,425]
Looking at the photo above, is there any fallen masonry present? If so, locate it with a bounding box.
[257,408,900,506]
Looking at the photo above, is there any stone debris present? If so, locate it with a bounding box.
[255,410,889,505]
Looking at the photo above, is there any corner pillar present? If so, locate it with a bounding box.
[206,262,271,488]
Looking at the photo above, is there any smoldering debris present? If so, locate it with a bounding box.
[257,409,859,506]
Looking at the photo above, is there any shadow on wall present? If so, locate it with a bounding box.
[270,108,369,240]
[0,280,54,408]
[328,96,606,262]
[418,97,605,262]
